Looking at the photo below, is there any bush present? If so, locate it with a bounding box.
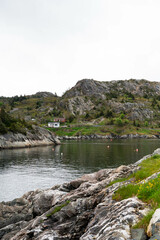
[144,121,149,127]
[124,119,129,124]
[0,119,7,134]
[120,113,125,119]
[115,118,123,126]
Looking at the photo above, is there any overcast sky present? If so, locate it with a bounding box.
[0,0,160,97]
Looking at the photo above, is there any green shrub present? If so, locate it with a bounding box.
[115,118,123,126]
[120,113,125,119]
[144,121,149,127]
[124,119,129,124]
[0,119,8,134]
[0,107,32,135]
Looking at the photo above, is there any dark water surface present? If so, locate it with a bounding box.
[0,139,160,202]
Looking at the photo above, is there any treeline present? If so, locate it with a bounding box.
[0,107,33,134]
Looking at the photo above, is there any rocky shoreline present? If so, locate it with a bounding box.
[58,133,160,141]
[0,126,60,149]
[1,149,160,239]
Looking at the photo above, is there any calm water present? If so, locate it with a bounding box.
[0,139,160,202]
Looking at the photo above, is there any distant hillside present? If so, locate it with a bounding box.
[63,79,160,98]
[1,80,160,129]
[30,91,56,98]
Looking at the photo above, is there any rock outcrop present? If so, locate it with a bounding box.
[61,79,160,119]
[63,79,160,99]
[1,149,160,239]
[0,126,60,149]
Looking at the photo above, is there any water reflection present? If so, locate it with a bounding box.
[0,139,160,202]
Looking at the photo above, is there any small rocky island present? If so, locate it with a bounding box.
[1,149,160,239]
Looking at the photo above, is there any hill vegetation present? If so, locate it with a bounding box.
[1,79,160,136]
[0,107,33,134]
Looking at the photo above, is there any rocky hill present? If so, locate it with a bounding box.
[63,79,160,98]
[1,79,160,127]
[62,79,160,124]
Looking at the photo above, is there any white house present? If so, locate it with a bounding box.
[48,122,60,128]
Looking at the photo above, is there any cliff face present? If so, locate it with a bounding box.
[1,149,160,240]
[0,126,60,149]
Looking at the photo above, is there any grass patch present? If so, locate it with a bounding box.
[132,209,154,231]
[113,154,160,207]
[107,177,130,187]
[48,124,160,137]
[112,184,139,201]
[112,175,160,207]
[133,154,160,181]
[137,176,160,207]
[46,201,70,218]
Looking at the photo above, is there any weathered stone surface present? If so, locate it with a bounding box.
[81,197,148,240]
[32,189,66,216]
[0,221,27,240]
[149,233,160,240]
[0,197,33,229]
[67,96,94,115]
[131,228,147,240]
[63,79,160,99]
[1,149,160,239]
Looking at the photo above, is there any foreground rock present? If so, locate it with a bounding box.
[1,149,160,239]
[0,125,60,149]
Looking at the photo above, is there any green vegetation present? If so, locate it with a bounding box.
[132,210,154,230]
[133,154,160,181]
[107,177,129,187]
[113,154,160,201]
[48,124,160,138]
[0,107,33,134]
[112,154,160,230]
[1,80,160,137]
[46,201,70,218]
